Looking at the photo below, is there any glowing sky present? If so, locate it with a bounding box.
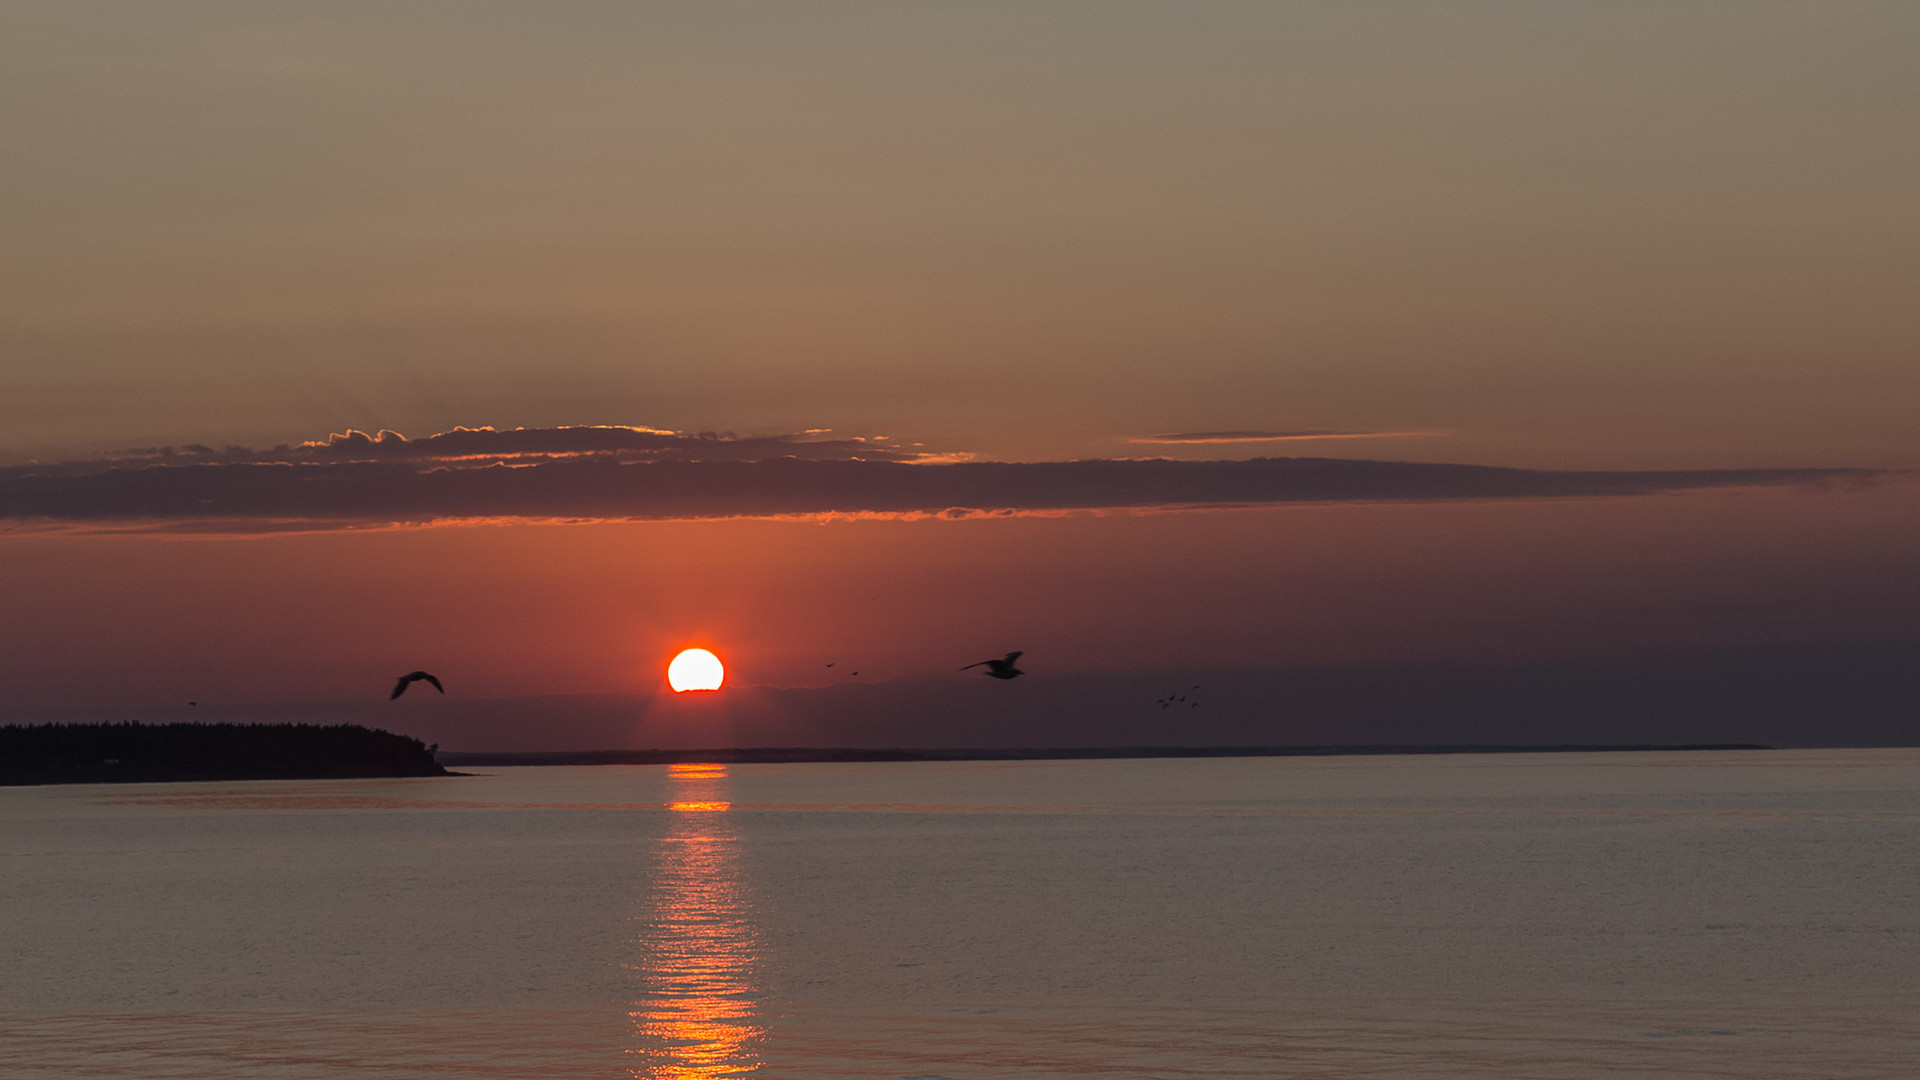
[2,3,1916,748]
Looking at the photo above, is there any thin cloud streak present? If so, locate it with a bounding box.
[18,425,940,476]
[1128,429,1445,444]
[0,426,1881,533]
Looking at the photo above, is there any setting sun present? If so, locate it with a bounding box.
[667,648,725,692]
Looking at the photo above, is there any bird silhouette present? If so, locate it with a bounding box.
[391,671,444,700]
[961,651,1025,679]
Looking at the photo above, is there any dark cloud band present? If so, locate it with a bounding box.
[0,427,1878,531]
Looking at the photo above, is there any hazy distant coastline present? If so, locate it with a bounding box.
[0,722,449,786]
[0,723,1771,785]
[437,744,1769,768]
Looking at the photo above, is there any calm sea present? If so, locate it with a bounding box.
[2,750,1915,1078]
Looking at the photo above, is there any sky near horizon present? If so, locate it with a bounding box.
[2,3,1916,746]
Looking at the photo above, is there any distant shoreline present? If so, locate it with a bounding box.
[0,725,1779,787]
[0,722,449,786]
[436,743,1771,768]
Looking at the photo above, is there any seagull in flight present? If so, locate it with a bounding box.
[960,651,1025,680]
[391,671,445,700]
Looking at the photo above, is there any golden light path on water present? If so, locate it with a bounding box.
[628,762,766,1079]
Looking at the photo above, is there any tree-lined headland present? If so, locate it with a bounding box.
[0,722,449,786]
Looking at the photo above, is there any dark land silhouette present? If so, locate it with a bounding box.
[0,722,449,786]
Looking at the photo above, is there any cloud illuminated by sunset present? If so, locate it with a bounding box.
[1127,430,1446,445]
[0,425,1882,534]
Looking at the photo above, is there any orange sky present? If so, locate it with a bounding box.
[2,4,1916,746]
[4,483,1914,709]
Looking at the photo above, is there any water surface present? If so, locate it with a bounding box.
[3,750,1916,1077]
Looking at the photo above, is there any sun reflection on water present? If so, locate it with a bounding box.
[628,763,766,1079]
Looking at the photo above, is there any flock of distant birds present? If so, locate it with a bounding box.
[1159,685,1203,709]
[187,652,1203,709]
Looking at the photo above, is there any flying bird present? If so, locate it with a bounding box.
[391,671,445,700]
[961,651,1025,680]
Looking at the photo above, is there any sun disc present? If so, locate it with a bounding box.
[667,648,725,692]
